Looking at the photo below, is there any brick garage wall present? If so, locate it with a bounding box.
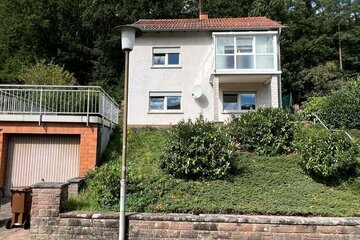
[30,183,360,240]
[0,132,7,188]
[0,122,98,186]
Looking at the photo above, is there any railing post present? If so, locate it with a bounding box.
[39,87,43,125]
[86,88,90,126]
[102,93,105,126]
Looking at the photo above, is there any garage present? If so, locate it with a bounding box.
[4,134,80,196]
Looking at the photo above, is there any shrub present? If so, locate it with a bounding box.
[160,116,234,180]
[293,126,358,183]
[303,76,360,129]
[227,108,297,156]
[302,96,327,116]
[83,160,120,210]
[321,77,360,129]
[18,59,77,85]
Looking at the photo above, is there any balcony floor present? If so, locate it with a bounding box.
[0,114,114,127]
[217,74,274,84]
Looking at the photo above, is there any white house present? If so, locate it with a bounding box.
[128,14,284,127]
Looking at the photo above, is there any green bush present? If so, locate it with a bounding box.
[227,108,297,156]
[83,160,120,210]
[302,96,327,116]
[18,59,77,85]
[321,77,360,129]
[293,126,358,183]
[160,116,234,180]
[303,77,360,129]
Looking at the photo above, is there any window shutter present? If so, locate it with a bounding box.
[153,47,180,54]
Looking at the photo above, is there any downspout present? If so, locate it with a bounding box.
[277,28,282,108]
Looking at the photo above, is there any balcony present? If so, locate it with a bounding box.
[213,32,281,76]
[0,85,119,126]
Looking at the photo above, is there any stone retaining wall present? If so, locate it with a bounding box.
[127,213,360,239]
[67,177,84,196]
[30,182,360,240]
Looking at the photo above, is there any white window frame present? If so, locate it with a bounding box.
[213,32,279,74]
[223,91,257,113]
[152,47,181,67]
[235,36,255,69]
[148,91,183,113]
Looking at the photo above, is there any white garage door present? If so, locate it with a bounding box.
[5,134,80,196]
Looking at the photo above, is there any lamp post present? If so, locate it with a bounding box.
[114,25,141,240]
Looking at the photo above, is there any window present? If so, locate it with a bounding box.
[215,37,234,69]
[215,35,275,71]
[153,47,180,66]
[236,38,254,69]
[223,92,256,112]
[149,92,181,111]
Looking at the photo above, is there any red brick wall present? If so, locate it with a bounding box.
[0,122,98,186]
[29,184,360,240]
[0,133,6,188]
[127,219,360,239]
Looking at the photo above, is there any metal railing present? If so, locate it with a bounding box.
[312,114,354,141]
[0,85,119,125]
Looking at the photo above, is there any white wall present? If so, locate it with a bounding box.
[218,78,278,122]
[128,32,280,126]
[128,32,214,126]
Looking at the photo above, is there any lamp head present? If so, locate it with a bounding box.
[113,25,142,51]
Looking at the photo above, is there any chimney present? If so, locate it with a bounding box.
[200,12,208,20]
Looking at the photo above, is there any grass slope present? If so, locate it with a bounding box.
[69,128,360,216]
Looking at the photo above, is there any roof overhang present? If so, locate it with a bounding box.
[133,27,284,33]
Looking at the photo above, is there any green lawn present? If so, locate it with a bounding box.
[69,128,360,217]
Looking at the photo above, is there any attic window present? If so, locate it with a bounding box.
[152,47,180,66]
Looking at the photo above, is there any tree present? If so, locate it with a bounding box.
[0,0,359,103]
[280,0,360,102]
[300,61,344,97]
[316,0,360,71]
[18,60,77,85]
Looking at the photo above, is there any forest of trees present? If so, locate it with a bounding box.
[0,0,359,103]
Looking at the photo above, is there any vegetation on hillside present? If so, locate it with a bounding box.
[303,76,360,129]
[0,0,359,102]
[161,116,234,180]
[18,60,77,85]
[68,125,360,217]
[227,108,297,156]
[293,125,358,184]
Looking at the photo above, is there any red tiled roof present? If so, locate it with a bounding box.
[133,17,284,32]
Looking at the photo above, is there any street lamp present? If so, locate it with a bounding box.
[113,25,142,240]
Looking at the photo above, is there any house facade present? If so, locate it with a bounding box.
[128,14,284,127]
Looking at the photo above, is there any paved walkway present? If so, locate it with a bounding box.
[0,198,30,240]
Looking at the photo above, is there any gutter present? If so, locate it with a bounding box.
[133,27,284,33]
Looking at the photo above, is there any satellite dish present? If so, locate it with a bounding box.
[192,85,203,99]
